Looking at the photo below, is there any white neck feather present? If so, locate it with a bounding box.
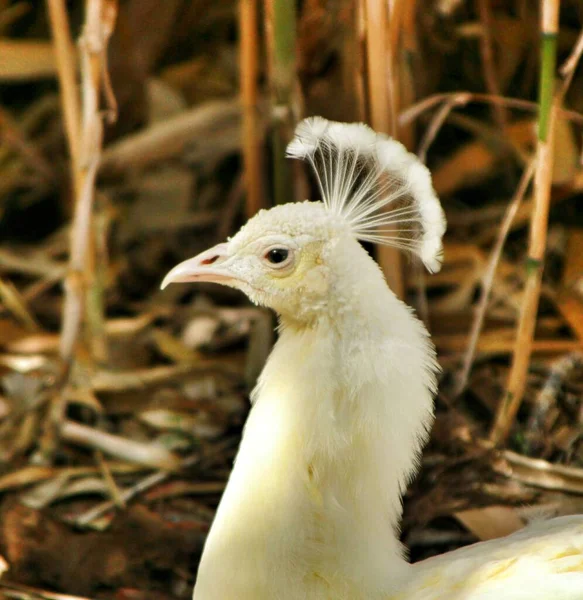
[193,240,438,599]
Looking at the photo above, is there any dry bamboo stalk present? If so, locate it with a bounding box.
[45,0,81,173]
[365,0,391,134]
[240,0,264,218]
[386,0,404,139]
[86,206,110,362]
[490,0,560,445]
[363,0,404,298]
[397,0,417,149]
[57,0,117,367]
[354,0,367,121]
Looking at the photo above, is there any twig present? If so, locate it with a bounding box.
[61,419,180,470]
[85,204,111,363]
[490,0,563,445]
[476,0,507,131]
[74,439,234,528]
[498,449,583,494]
[0,581,93,600]
[45,0,81,171]
[0,277,41,331]
[417,95,469,162]
[399,91,583,128]
[0,106,55,182]
[560,26,583,79]
[91,361,242,393]
[95,450,126,508]
[75,466,173,527]
[240,0,264,217]
[217,172,245,241]
[454,159,536,397]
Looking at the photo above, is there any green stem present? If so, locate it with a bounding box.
[272,0,296,104]
[538,33,557,142]
[268,0,296,205]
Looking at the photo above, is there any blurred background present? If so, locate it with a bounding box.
[0,0,583,598]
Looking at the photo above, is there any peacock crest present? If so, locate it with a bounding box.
[286,117,447,273]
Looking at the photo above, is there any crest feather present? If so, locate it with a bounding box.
[286,117,447,273]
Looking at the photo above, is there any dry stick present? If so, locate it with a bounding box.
[396,0,417,150]
[45,0,81,174]
[363,0,404,298]
[387,0,405,140]
[240,0,263,218]
[0,106,55,182]
[454,159,536,398]
[476,0,507,132]
[58,0,117,366]
[74,439,234,527]
[490,0,564,445]
[399,91,583,128]
[417,96,468,164]
[86,205,110,362]
[61,420,180,470]
[354,1,367,121]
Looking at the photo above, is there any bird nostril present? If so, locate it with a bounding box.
[201,255,220,265]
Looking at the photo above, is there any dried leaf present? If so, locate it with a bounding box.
[454,505,525,541]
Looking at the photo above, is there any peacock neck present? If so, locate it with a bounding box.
[193,255,438,598]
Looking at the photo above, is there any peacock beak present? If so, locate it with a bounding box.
[161,243,237,289]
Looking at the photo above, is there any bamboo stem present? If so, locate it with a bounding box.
[490,0,560,445]
[55,0,117,368]
[240,0,264,218]
[45,0,81,177]
[364,0,391,134]
[264,0,297,206]
[363,0,404,298]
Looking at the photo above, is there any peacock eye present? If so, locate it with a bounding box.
[266,248,289,264]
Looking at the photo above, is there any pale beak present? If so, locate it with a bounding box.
[161,243,236,289]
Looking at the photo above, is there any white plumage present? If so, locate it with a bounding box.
[161,117,583,599]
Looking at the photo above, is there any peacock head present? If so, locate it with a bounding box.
[161,117,446,322]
